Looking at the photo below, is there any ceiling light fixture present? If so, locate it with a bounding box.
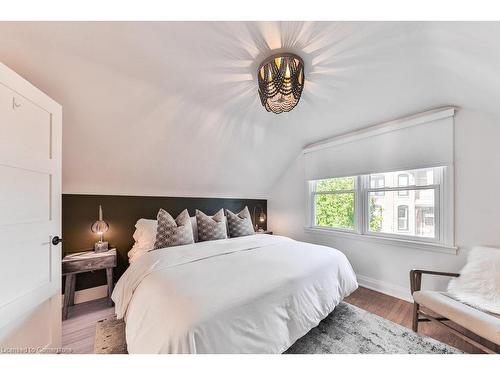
[258,53,305,114]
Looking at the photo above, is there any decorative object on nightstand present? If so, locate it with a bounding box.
[252,205,267,231]
[62,248,117,320]
[91,205,109,252]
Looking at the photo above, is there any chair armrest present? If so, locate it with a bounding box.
[410,269,460,295]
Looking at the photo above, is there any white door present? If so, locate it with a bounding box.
[0,62,62,350]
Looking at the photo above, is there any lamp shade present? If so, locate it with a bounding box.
[91,220,109,235]
[91,205,109,235]
[258,53,305,114]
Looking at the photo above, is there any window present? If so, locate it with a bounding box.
[370,175,385,196]
[397,205,408,231]
[312,176,356,230]
[370,204,383,232]
[416,206,435,237]
[309,166,450,245]
[398,174,409,196]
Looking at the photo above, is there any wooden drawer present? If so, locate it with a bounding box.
[62,254,116,275]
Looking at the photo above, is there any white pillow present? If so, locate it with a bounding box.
[128,216,199,263]
[447,246,500,315]
[127,219,157,263]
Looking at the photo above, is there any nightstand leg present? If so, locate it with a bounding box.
[63,274,73,320]
[69,275,76,306]
[106,267,114,307]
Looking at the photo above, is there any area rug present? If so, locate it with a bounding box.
[94,302,461,354]
[285,302,461,354]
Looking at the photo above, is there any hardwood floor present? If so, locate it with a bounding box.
[62,287,484,354]
[345,287,485,354]
[62,297,114,354]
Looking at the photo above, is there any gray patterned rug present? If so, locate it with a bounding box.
[285,302,461,354]
[94,302,461,354]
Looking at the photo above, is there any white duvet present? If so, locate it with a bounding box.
[112,234,358,353]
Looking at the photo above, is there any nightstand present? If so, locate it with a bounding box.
[62,248,117,320]
[257,230,273,235]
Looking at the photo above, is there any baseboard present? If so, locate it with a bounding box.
[356,274,413,303]
[62,285,108,305]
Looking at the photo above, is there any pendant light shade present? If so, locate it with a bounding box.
[257,53,305,114]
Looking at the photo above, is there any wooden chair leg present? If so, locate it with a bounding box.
[419,311,497,354]
[412,302,419,332]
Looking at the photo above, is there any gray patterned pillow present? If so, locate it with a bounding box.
[195,209,228,242]
[225,206,255,238]
[153,209,194,249]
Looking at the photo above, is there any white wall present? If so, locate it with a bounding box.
[268,109,500,301]
[4,21,495,200]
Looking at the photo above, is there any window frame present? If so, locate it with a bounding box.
[371,175,385,196]
[397,205,409,231]
[364,181,441,243]
[397,174,409,196]
[310,177,357,233]
[415,206,436,237]
[308,166,452,248]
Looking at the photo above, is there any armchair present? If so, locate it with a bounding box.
[410,269,499,354]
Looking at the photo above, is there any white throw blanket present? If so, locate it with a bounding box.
[112,234,358,353]
[447,246,500,315]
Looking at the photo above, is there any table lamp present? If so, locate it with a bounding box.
[91,205,109,252]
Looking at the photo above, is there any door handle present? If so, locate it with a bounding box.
[52,236,63,246]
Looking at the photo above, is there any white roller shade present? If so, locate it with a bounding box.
[304,107,455,180]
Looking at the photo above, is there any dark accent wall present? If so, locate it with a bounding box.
[62,194,267,291]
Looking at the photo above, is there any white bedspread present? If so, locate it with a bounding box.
[112,234,358,353]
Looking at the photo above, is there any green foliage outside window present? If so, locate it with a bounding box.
[315,177,354,192]
[314,177,382,232]
[314,177,355,229]
[315,193,354,229]
[369,198,383,232]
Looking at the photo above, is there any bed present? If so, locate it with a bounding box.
[112,234,358,353]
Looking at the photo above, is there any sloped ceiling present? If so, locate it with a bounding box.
[0,22,499,197]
